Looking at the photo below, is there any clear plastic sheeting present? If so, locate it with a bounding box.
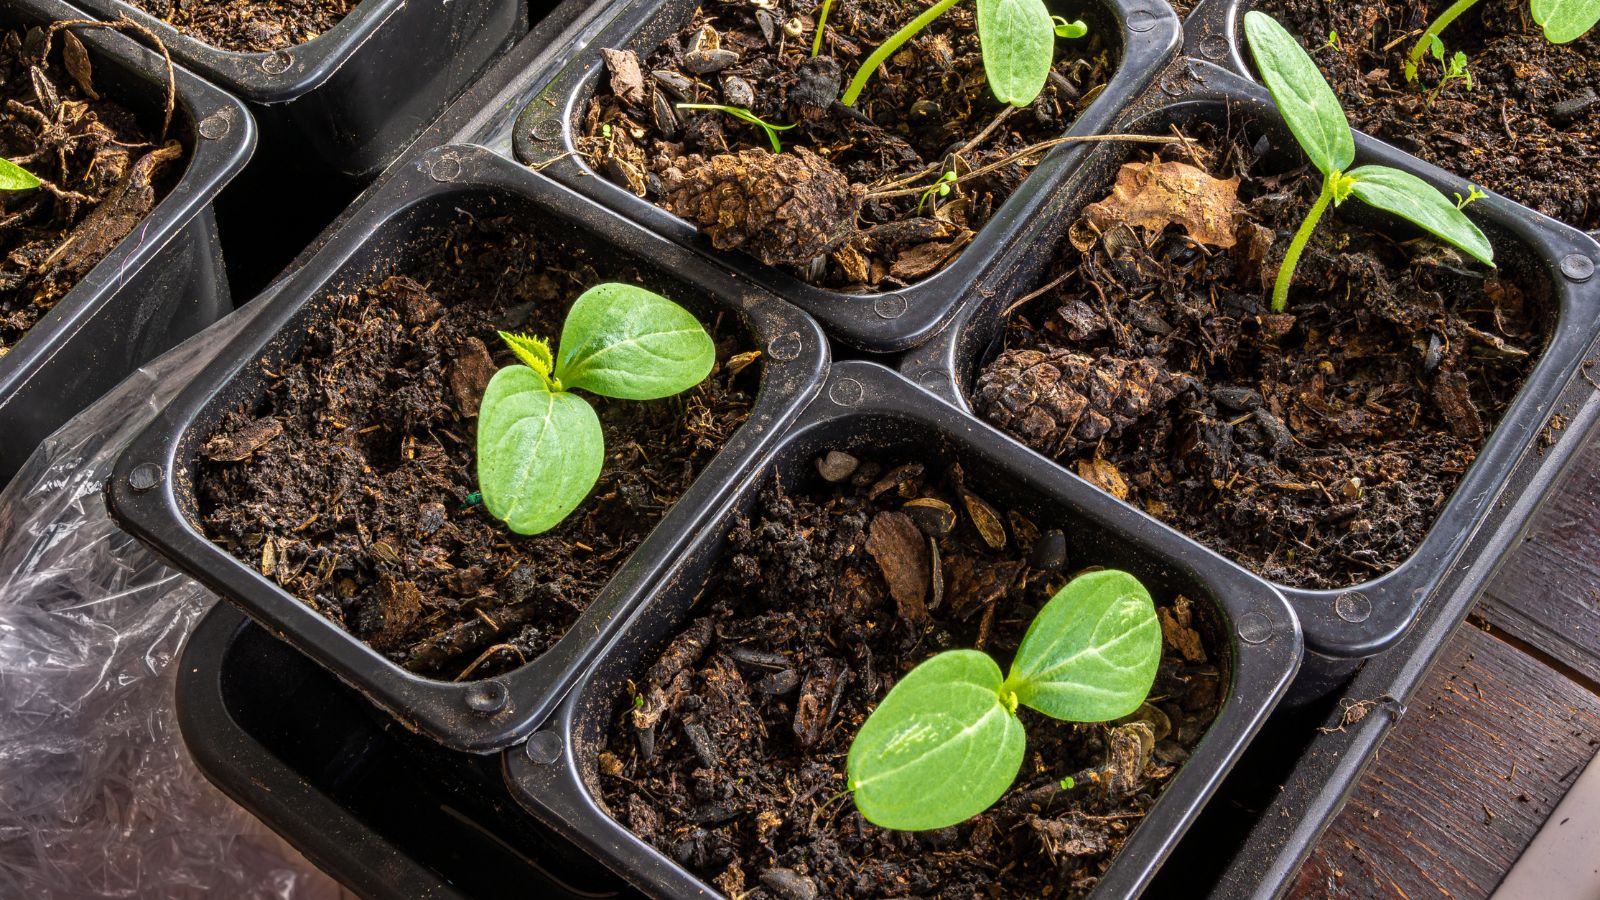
[0,303,343,899]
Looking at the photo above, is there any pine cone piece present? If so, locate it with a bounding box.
[665,147,862,267]
[975,349,1185,457]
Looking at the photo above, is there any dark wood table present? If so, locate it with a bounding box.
[1288,431,1600,897]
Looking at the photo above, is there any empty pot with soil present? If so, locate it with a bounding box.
[0,0,253,484]
[513,0,1184,350]
[108,145,828,753]
[900,64,1600,686]
[505,362,1302,900]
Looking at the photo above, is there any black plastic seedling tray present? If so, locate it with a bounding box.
[508,0,1182,352]
[504,361,1303,900]
[108,143,829,754]
[175,602,643,900]
[74,0,528,182]
[899,63,1600,696]
[0,0,254,486]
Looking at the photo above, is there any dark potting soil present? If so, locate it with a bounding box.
[580,0,1115,291]
[597,455,1223,898]
[125,0,356,52]
[0,22,182,355]
[194,210,759,681]
[973,120,1547,590]
[1250,0,1600,231]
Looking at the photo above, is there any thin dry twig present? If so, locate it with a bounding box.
[46,15,175,141]
[866,133,1194,200]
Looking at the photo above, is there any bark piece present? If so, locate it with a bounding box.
[867,510,930,625]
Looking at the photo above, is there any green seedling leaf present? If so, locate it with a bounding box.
[675,103,795,153]
[1243,10,1353,176]
[1346,165,1495,267]
[0,157,41,192]
[975,0,1055,107]
[1052,15,1088,38]
[1531,0,1600,42]
[554,283,716,400]
[848,650,1026,831]
[477,368,605,535]
[499,331,555,383]
[1003,570,1161,722]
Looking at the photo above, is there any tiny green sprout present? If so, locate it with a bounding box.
[813,0,834,56]
[846,570,1161,831]
[1060,775,1076,790]
[1052,16,1088,39]
[0,158,41,193]
[917,170,959,214]
[1418,36,1473,105]
[633,694,645,709]
[675,103,796,153]
[1244,12,1494,313]
[1406,0,1599,84]
[476,283,715,535]
[1456,185,1487,210]
[601,123,613,140]
[1321,29,1342,51]
[841,0,1088,109]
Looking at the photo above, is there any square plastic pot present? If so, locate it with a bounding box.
[508,0,1183,351]
[73,0,529,181]
[898,63,1600,694]
[503,361,1303,900]
[107,144,829,754]
[0,0,255,485]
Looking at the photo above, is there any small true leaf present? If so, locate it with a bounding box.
[499,331,554,381]
[1530,0,1600,43]
[1243,10,1354,176]
[554,284,715,400]
[848,650,1026,831]
[477,368,604,535]
[1004,570,1161,722]
[975,0,1056,107]
[0,158,41,192]
[1052,16,1088,39]
[1346,165,1495,267]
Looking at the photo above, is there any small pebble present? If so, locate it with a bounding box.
[682,49,738,75]
[1028,529,1068,570]
[816,450,859,482]
[759,868,818,900]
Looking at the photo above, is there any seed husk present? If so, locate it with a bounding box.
[902,496,956,536]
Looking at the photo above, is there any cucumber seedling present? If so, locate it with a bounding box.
[1244,11,1494,313]
[846,569,1162,831]
[0,158,40,192]
[476,283,715,535]
[841,0,1089,109]
[1405,0,1599,85]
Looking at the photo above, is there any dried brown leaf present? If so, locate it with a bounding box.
[1084,160,1243,249]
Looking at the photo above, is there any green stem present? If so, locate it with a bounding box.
[812,0,833,56]
[1406,0,1479,79]
[840,0,964,106]
[1272,176,1336,313]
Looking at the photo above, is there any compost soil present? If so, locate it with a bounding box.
[1250,0,1600,231]
[0,22,181,354]
[125,0,356,52]
[973,119,1546,590]
[195,209,758,681]
[580,0,1115,292]
[598,454,1223,898]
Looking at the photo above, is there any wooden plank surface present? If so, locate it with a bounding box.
[1476,432,1600,688]
[1287,624,1600,899]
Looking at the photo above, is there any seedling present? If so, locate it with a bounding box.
[1405,0,1599,84]
[676,103,796,153]
[476,283,715,535]
[813,0,834,56]
[846,569,1162,831]
[1244,12,1493,313]
[0,158,41,192]
[1320,29,1342,51]
[1455,185,1487,209]
[917,170,959,213]
[841,0,1089,109]
[1419,35,1472,105]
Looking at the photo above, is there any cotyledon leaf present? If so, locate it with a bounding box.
[476,367,604,535]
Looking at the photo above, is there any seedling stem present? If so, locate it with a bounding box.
[841,0,963,106]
